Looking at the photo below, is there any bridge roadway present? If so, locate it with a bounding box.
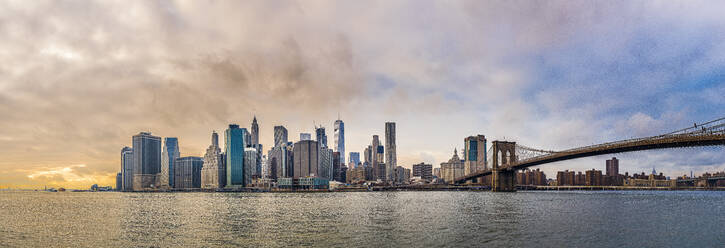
[455,133,725,184]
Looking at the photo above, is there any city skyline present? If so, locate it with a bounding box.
[3,1,725,189]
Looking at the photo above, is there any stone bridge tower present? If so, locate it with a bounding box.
[491,141,517,192]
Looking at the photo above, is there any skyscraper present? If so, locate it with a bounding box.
[349,152,360,167]
[274,125,288,147]
[121,147,133,191]
[132,132,162,190]
[201,131,225,189]
[371,135,385,181]
[225,124,248,187]
[116,172,122,191]
[174,156,203,189]
[293,140,319,178]
[244,147,257,185]
[464,135,487,177]
[606,157,619,177]
[251,116,259,146]
[334,119,345,165]
[300,133,312,141]
[315,126,327,148]
[160,137,179,188]
[385,122,396,183]
[269,145,293,179]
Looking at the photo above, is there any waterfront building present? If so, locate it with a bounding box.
[440,149,465,184]
[116,172,122,191]
[516,168,547,185]
[268,144,294,179]
[395,166,410,184]
[364,146,372,165]
[333,152,343,182]
[556,170,576,186]
[160,137,179,189]
[606,157,619,177]
[132,132,162,190]
[318,147,333,180]
[251,116,259,146]
[585,169,603,186]
[226,124,248,187]
[201,131,226,189]
[274,126,288,147]
[121,147,133,191]
[334,119,345,165]
[349,152,360,167]
[464,135,487,178]
[413,162,433,182]
[300,133,312,141]
[244,148,257,185]
[277,177,329,190]
[293,140,319,178]
[385,122,396,183]
[174,156,203,189]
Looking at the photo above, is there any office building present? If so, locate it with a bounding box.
[293,140,319,178]
[160,137,179,188]
[201,131,226,189]
[413,162,433,181]
[251,116,259,146]
[364,146,372,165]
[606,157,619,177]
[116,172,122,191]
[300,133,312,141]
[269,145,294,179]
[334,119,345,165]
[244,147,257,185]
[464,135,487,177]
[349,152,360,167]
[121,147,133,191]
[385,122,396,183]
[585,169,603,186]
[174,156,203,189]
[132,132,162,190]
[226,124,248,187]
[316,126,327,148]
[318,147,333,180]
[440,149,465,184]
[274,126,288,147]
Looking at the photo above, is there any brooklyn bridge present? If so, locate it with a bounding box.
[454,116,725,191]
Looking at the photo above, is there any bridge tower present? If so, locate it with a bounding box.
[491,141,517,192]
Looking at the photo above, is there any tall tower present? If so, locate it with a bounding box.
[160,137,179,188]
[132,132,162,190]
[225,124,248,187]
[274,125,288,147]
[202,131,225,189]
[385,122,396,183]
[334,119,345,166]
[251,116,259,146]
[464,135,487,177]
[121,147,133,191]
[315,126,327,148]
[606,157,619,177]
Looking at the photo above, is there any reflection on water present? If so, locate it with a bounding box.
[2,191,725,247]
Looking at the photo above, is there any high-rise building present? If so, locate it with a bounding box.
[116,172,122,191]
[121,147,133,191]
[318,147,333,180]
[316,126,327,148]
[225,124,248,187]
[300,133,312,141]
[132,132,162,190]
[440,148,465,184]
[251,116,259,146]
[371,135,382,180]
[201,131,225,189]
[349,152,360,167]
[334,119,345,165]
[364,146,372,164]
[464,135,487,178]
[274,126,288,147]
[606,157,619,177]
[244,148,257,185]
[585,169,603,186]
[412,162,433,181]
[293,140,319,178]
[385,122,396,183]
[160,137,179,188]
[268,145,294,179]
[174,156,203,189]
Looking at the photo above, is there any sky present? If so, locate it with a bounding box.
[2,0,725,189]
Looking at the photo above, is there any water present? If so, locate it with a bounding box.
[1,191,724,247]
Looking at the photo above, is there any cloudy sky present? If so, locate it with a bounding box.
[2,0,725,189]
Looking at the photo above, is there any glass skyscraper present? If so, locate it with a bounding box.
[161,137,179,188]
[121,147,133,191]
[225,124,248,187]
[132,132,161,190]
[334,119,345,166]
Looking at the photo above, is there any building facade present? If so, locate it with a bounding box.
[315,127,327,148]
[300,133,312,141]
[160,137,179,189]
[349,152,360,167]
[244,147,257,186]
[201,131,226,189]
[174,156,203,189]
[121,147,133,191]
[440,149,465,184]
[251,116,259,146]
[385,122,396,183]
[116,172,122,191]
[293,140,319,178]
[274,125,288,147]
[413,162,433,182]
[132,132,162,190]
[225,124,248,187]
[334,119,345,165]
[464,135,487,177]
